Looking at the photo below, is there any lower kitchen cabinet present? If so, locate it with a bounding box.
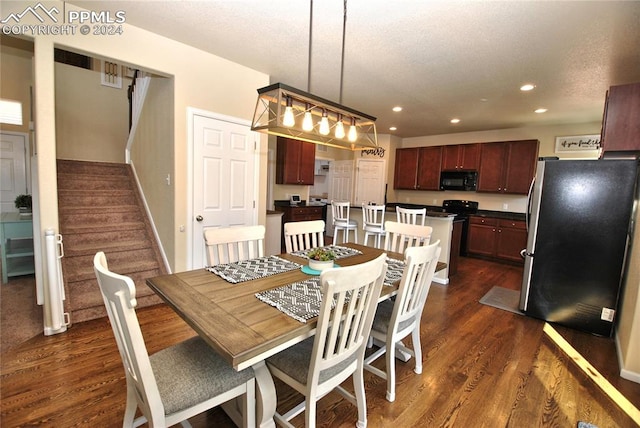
[467,215,526,264]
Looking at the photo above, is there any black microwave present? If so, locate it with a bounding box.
[440,171,478,191]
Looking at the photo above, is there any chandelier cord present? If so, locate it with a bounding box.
[307,0,313,93]
[339,0,347,104]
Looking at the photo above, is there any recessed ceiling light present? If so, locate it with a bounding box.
[392,106,402,112]
[480,98,488,102]
[389,126,397,131]
[534,108,548,114]
[520,84,536,91]
[450,118,461,124]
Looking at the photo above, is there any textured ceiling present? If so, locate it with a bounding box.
[69,0,640,138]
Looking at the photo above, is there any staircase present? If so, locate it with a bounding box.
[57,159,166,323]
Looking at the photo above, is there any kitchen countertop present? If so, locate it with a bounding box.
[385,202,525,221]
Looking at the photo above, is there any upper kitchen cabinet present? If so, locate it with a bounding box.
[276,137,316,185]
[601,82,640,154]
[477,140,539,194]
[441,144,480,171]
[394,146,442,190]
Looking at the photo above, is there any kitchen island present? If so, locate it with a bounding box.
[346,206,457,284]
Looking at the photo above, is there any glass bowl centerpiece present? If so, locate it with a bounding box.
[307,247,336,272]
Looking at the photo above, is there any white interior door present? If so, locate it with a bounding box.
[329,160,354,202]
[0,132,28,213]
[191,112,258,269]
[354,159,386,206]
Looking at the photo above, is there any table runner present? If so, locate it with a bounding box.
[256,257,406,323]
[206,255,302,284]
[290,245,362,260]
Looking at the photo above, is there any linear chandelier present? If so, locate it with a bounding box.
[250,0,377,151]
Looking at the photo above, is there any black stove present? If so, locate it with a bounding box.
[442,200,479,256]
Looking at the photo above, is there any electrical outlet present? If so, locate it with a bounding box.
[502,203,509,210]
[433,199,437,204]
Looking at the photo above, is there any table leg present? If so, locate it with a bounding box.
[253,360,276,428]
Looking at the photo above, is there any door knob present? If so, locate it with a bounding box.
[196,215,203,222]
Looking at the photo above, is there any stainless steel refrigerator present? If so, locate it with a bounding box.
[519,158,639,337]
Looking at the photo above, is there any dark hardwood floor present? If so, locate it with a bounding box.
[2,256,639,427]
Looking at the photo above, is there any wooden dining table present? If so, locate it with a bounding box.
[146,242,444,427]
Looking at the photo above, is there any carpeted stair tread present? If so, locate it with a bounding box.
[63,239,153,257]
[57,159,130,176]
[59,205,141,215]
[61,221,147,235]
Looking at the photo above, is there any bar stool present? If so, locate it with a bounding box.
[362,204,386,248]
[331,200,358,244]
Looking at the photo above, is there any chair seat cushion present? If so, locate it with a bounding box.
[371,300,414,334]
[150,337,254,415]
[267,337,357,385]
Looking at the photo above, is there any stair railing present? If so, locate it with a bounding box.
[125,70,151,163]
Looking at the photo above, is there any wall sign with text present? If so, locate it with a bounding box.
[555,135,601,153]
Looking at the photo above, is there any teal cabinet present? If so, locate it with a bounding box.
[1,212,35,283]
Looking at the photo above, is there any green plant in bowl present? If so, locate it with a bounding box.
[307,248,336,272]
[14,194,32,210]
[307,248,336,261]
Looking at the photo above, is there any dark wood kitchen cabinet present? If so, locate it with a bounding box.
[394,146,442,190]
[441,143,480,171]
[601,82,640,154]
[467,215,526,264]
[477,140,539,194]
[276,137,315,185]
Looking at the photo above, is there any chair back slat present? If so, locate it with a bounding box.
[204,225,265,265]
[384,221,432,253]
[284,220,325,253]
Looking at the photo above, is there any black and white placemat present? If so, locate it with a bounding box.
[385,257,405,285]
[255,258,406,323]
[206,255,303,284]
[291,245,363,260]
[255,278,325,323]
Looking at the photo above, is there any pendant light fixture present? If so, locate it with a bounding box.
[251,0,377,150]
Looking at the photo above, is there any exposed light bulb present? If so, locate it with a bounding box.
[283,97,295,127]
[348,118,358,142]
[335,114,345,138]
[319,110,330,135]
[302,104,314,131]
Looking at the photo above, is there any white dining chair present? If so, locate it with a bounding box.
[93,252,256,428]
[204,225,265,265]
[364,241,441,402]
[284,220,325,253]
[266,253,388,428]
[396,206,427,226]
[362,204,386,248]
[331,200,358,244]
[383,221,433,254]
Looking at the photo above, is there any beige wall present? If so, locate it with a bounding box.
[0,37,33,137]
[388,122,602,212]
[5,0,270,275]
[130,76,175,266]
[55,62,130,162]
